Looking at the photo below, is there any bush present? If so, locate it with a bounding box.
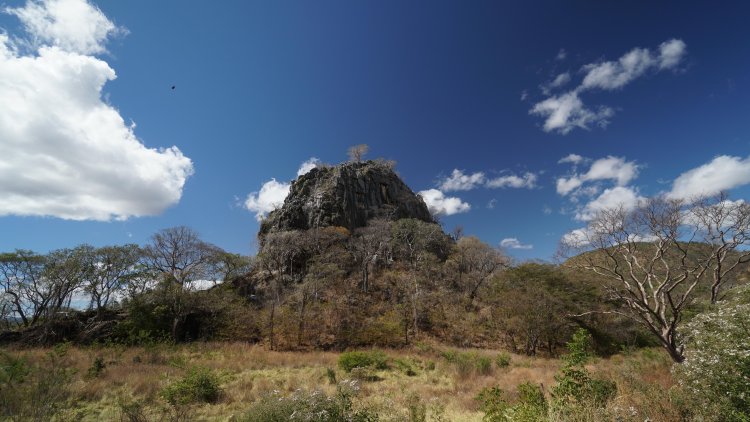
[0,346,74,420]
[496,352,511,368]
[475,386,509,422]
[552,328,616,408]
[475,355,493,375]
[338,350,389,373]
[673,287,750,421]
[241,381,378,421]
[161,367,222,406]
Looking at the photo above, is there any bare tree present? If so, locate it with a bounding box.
[83,244,143,315]
[347,144,369,162]
[451,236,508,303]
[349,219,391,292]
[687,193,750,303]
[143,226,217,288]
[142,226,220,341]
[561,197,717,363]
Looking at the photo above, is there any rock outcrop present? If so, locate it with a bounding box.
[259,160,433,236]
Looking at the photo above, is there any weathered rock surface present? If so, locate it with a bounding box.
[259,160,433,236]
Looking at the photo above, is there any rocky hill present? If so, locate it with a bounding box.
[259,160,433,236]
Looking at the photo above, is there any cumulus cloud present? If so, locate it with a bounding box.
[486,172,537,189]
[530,91,614,134]
[0,0,193,221]
[244,179,290,221]
[668,155,750,200]
[561,228,591,247]
[297,157,321,176]
[558,153,585,165]
[556,156,639,196]
[541,72,572,95]
[500,238,533,250]
[439,169,486,191]
[530,39,687,134]
[575,186,645,221]
[418,189,470,216]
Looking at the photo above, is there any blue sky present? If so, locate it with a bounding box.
[1,0,749,260]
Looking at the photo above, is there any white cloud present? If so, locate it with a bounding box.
[0,0,193,221]
[561,228,591,247]
[556,177,584,196]
[668,155,750,200]
[556,48,567,61]
[7,0,126,55]
[580,39,686,91]
[439,169,486,191]
[487,198,497,209]
[558,153,585,165]
[575,186,645,221]
[556,156,639,196]
[530,91,614,134]
[485,172,537,189]
[244,178,290,221]
[550,72,571,88]
[418,189,470,216]
[297,157,320,176]
[500,237,533,250]
[530,39,686,134]
[585,156,639,186]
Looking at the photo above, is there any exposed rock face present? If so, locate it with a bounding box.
[259,160,433,236]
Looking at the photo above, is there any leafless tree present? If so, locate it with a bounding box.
[142,226,221,341]
[560,197,723,363]
[83,244,143,314]
[143,226,217,288]
[347,144,369,162]
[451,236,508,303]
[349,219,392,292]
[687,193,750,303]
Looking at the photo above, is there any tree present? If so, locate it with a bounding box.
[347,144,369,162]
[83,244,143,315]
[686,193,750,303]
[390,219,452,340]
[0,250,46,327]
[142,226,217,288]
[561,197,720,362]
[142,226,221,341]
[450,236,508,303]
[348,219,391,293]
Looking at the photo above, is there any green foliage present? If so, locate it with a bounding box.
[673,286,750,421]
[441,350,494,377]
[160,367,222,406]
[406,393,427,422]
[86,356,106,379]
[338,350,389,373]
[507,382,547,421]
[475,386,509,422]
[326,367,337,385]
[241,381,379,421]
[496,352,511,368]
[0,346,74,420]
[552,328,615,408]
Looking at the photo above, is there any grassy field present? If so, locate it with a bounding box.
[0,342,678,421]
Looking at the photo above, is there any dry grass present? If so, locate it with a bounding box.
[0,342,675,421]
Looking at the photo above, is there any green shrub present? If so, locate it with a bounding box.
[475,355,493,375]
[338,350,389,373]
[326,367,337,385]
[161,367,222,406]
[0,346,74,420]
[507,382,547,421]
[552,328,616,409]
[475,386,509,422]
[241,382,378,421]
[496,352,511,368]
[86,356,106,379]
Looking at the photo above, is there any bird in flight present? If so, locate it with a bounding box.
[171,85,176,90]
